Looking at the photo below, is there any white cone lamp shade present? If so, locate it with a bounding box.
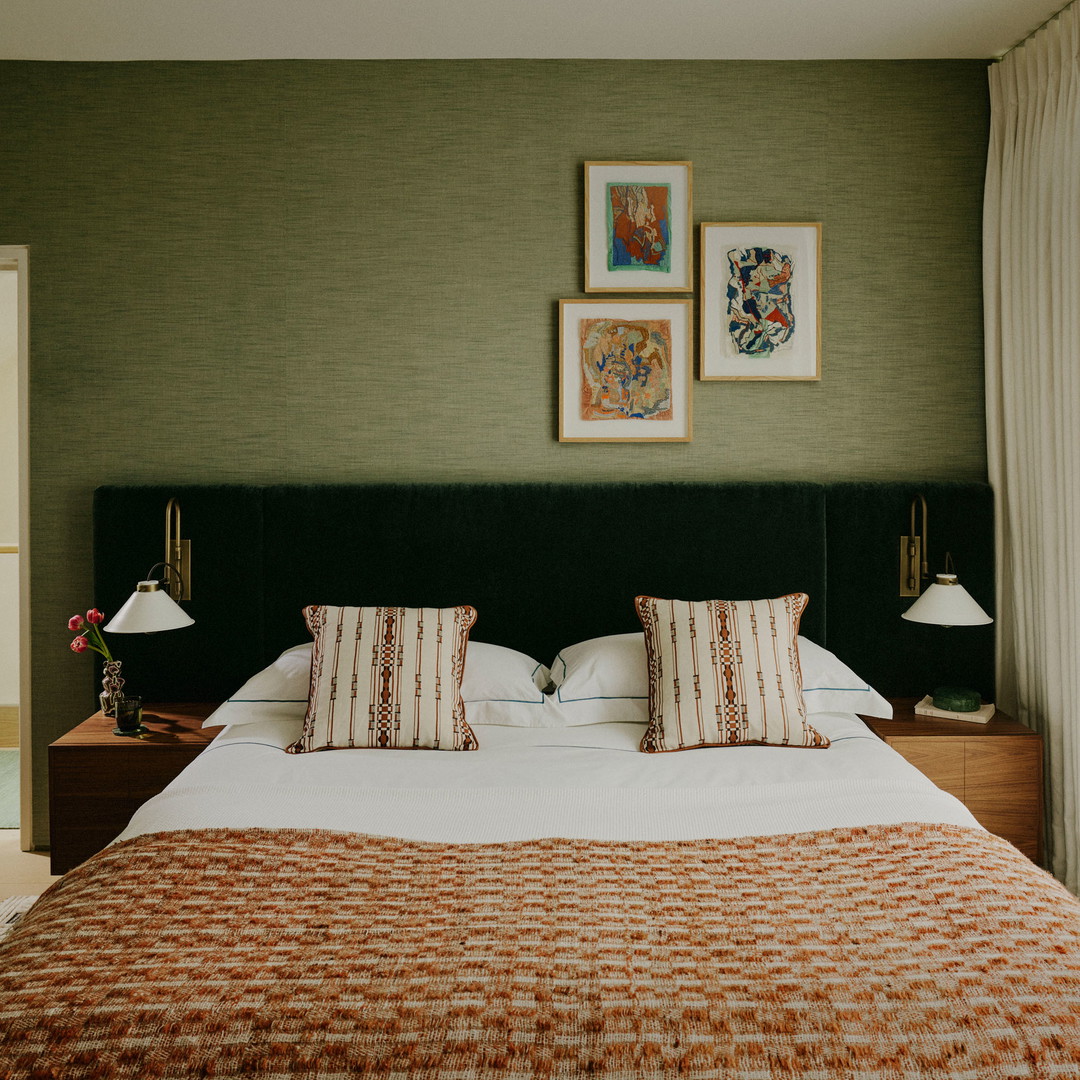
[104,581,195,634]
[901,574,992,627]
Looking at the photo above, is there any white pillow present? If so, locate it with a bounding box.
[546,632,892,723]
[459,641,555,727]
[796,637,893,719]
[201,642,313,727]
[548,633,649,726]
[203,639,553,728]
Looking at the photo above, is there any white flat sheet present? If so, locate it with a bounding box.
[118,713,982,844]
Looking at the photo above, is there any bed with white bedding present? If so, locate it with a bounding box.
[117,630,979,845]
[121,713,981,844]
[5,637,1080,1078]
[3,481,1078,1077]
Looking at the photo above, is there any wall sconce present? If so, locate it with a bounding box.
[103,497,194,634]
[104,564,194,634]
[163,497,191,603]
[901,554,992,629]
[901,552,992,714]
[899,493,929,596]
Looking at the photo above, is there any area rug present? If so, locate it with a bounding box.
[0,896,35,943]
[0,751,17,829]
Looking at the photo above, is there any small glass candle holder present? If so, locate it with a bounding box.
[112,696,146,737]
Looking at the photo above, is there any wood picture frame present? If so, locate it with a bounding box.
[700,222,821,380]
[558,299,692,442]
[584,161,693,293]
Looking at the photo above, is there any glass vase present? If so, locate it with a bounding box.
[100,660,125,717]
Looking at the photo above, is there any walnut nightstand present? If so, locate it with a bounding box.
[48,703,218,875]
[861,698,1043,864]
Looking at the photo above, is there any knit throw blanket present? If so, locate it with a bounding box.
[2,823,1079,1078]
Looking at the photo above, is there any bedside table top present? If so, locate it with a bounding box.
[861,697,1036,738]
[51,703,220,748]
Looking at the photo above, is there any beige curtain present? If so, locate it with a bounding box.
[984,1,1080,890]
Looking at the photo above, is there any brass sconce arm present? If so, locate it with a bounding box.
[164,497,191,603]
[899,493,928,597]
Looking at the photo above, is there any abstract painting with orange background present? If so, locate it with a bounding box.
[578,318,673,421]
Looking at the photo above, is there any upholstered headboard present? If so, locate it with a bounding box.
[93,481,995,703]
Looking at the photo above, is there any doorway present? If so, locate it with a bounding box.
[0,248,29,848]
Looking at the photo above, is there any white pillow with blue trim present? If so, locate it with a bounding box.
[202,642,312,727]
[548,633,650,726]
[203,639,554,728]
[458,641,554,727]
[796,637,892,718]
[546,632,892,725]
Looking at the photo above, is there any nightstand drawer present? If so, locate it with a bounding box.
[50,745,204,801]
[886,737,964,800]
[965,737,1042,861]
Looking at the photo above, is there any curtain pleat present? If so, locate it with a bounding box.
[985,2,1080,890]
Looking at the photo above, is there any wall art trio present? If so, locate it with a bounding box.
[560,160,820,442]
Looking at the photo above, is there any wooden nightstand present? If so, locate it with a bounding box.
[862,698,1043,863]
[48,703,218,875]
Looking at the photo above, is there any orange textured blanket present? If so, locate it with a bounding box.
[2,823,1079,1078]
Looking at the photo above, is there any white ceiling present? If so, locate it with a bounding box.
[0,0,1067,61]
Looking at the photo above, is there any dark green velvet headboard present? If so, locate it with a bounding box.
[93,481,995,703]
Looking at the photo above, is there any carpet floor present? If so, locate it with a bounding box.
[0,751,17,829]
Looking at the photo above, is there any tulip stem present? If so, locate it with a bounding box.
[83,623,113,662]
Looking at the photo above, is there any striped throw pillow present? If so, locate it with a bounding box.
[288,604,479,753]
[635,594,829,752]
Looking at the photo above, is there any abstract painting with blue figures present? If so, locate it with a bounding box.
[726,246,796,355]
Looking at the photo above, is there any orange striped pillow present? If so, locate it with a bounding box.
[635,594,829,752]
[287,604,479,753]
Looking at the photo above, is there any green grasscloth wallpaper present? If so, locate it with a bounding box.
[0,59,990,846]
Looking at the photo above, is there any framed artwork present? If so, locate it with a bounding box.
[558,299,692,442]
[699,222,821,380]
[584,161,693,293]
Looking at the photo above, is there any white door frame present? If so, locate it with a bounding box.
[0,247,31,850]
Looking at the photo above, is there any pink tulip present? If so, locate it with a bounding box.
[86,608,104,625]
[67,615,84,632]
[70,636,89,653]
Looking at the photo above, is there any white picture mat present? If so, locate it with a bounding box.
[585,163,692,292]
[700,223,821,379]
[559,299,692,442]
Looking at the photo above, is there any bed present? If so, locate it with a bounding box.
[3,481,1079,1077]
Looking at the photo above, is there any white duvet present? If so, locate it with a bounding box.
[118,713,981,844]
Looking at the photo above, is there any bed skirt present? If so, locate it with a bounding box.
[2,822,1078,1078]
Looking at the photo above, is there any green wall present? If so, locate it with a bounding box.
[0,60,990,847]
